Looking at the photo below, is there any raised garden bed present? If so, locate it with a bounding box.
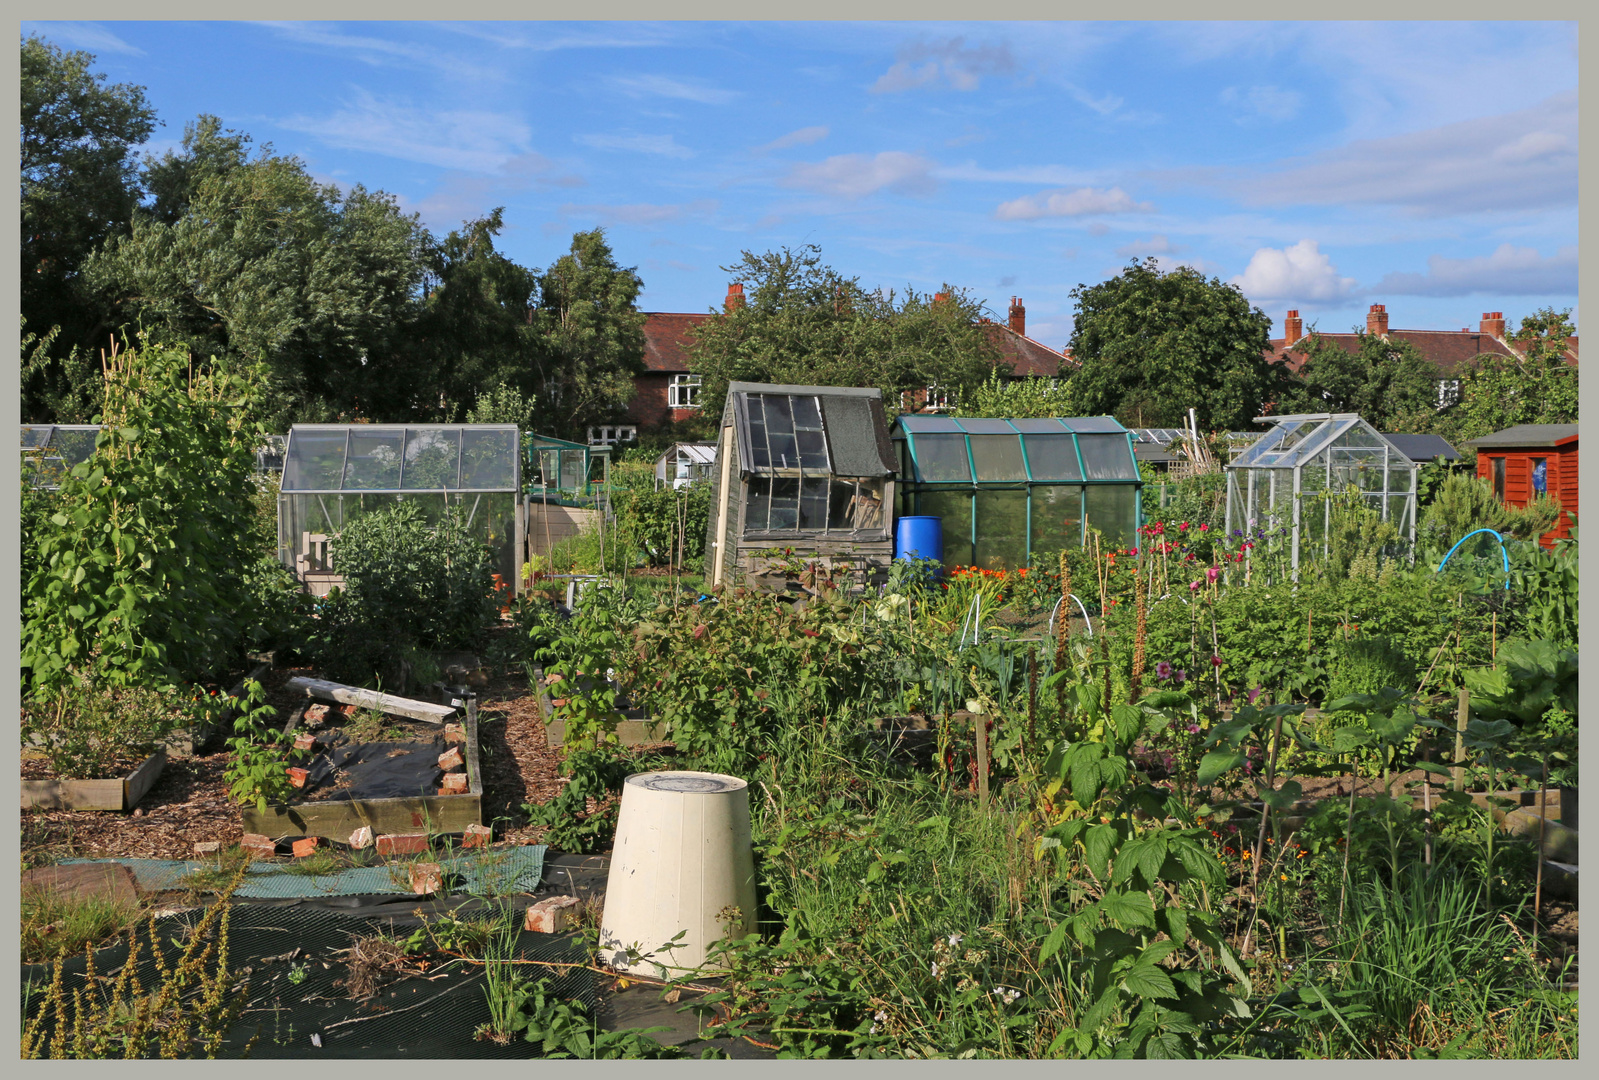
[240,681,482,841]
[22,750,166,812]
[535,665,670,747]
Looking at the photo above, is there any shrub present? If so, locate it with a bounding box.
[1418,472,1563,553]
[22,679,185,779]
[613,478,714,567]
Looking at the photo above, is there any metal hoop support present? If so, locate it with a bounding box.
[1435,527,1511,591]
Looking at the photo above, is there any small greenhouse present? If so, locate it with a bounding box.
[1225,413,1419,577]
[890,416,1142,570]
[278,424,521,596]
[524,433,599,501]
[706,382,897,587]
[20,424,102,488]
[654,442,717,489]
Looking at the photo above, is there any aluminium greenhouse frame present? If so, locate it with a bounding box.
[1224,413,1420,580]
[890,415,1142,570]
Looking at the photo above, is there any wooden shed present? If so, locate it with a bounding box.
[1463,423,1578,549]
[705,382,896,589]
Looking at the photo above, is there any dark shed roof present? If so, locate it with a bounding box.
[725,382,894,477]
[1381,433,1462,463]
[1462,424,1579,449]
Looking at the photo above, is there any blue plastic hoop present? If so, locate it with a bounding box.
[1435,527,1511,590]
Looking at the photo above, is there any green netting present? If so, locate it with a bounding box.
[59,845,546,899]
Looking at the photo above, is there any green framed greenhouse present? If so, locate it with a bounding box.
[278,424,522,596]
[889,415,1143,570]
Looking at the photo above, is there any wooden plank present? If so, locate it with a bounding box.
[284,676,457,724]
[22,751,166,812]
[545,718,671,747]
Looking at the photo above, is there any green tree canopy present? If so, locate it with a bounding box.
[1452,307,1578,439]
[953,371,1073,419]
[1277,328,1440,429]
[1065,258,1283,431]
[687,245,1000,421]
[84,117,433,429]
[21,34,157,420]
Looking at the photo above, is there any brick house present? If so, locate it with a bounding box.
[624,287,1075,435]
[1264,304,1579,410]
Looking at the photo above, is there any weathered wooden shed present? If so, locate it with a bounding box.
[1463,423,1578,548]
[705,382,896,588]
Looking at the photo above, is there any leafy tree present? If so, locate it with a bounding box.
[21,34,157,420]
[1065,258,1283,431]
[687,244,999,421]
[1277,328,1440,429]
[1451,307,1578,441]
[84,118,433,429]
[466,382,539,430]
[529,228,646,439]
[953,370,1073,418]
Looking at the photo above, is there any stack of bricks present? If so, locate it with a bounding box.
[437,745,467,795]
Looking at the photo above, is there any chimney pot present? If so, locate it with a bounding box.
[1283,309,1304,347]
[725,282,745,312]
[1480,310,1506,338]
[1366,303,1389,336]
[1008,296,1026,337]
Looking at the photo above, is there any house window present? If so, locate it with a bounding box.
[1436,379,1461,408]
[668,373,701,409]
[1531,457,1548,494]
[1491,456,1506,501]
[898,386,954,413]
[586,425,637,447]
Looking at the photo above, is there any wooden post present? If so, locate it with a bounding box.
[1452,688,1470,793]
[1027,646,1038,747]
[975,713,990,810]
[1535,753,1549,923]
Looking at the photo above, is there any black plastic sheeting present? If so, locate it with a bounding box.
[298,734,446,802]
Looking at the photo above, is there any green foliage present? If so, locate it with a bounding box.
[1278,330,1440,430]
[514,977,694,1057]
[219,678,302,814]
[1462,638,1577,727]
[523,747,638,854]
[465,381,538,430]
[310,501,498,683]
[21,680,185,780]
[20,339,267,697]
[1066,258,1283,432]
[613,478,715,566]
[1452,308,1578,441]
[687,244,1000,422]
[953,371,1073,419]
[21,34,156,419]
[1321,489,1404,582]
[1418,472,1563,553]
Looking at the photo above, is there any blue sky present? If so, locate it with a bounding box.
[26,20,1579,350]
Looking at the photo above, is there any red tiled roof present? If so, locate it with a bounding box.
[642,310,1077,378]
[641,312,711,373]
[1264,329,1519,377]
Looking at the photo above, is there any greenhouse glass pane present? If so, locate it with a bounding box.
[403,428,460,490]
[1022,434,1082,481]
[792,395,823,430]
[958,418,1016,434]
[559,450,584,492]
[1084,485,1136,547]
[799,476,829,530]
[969,434,1028,481]
[460,428,516,489]
[916,489,973,568]
[52,428,100,464]
[1065,416,1127,433]
[1077,434,1138,480]
[911,433,971,482]
[796,428,829,471]
[284,430,348,491]
[745,476,771,531]
[748,416,770,469]
[974,490,1028,570]
[20,425,49,448]
[827,478,887,531]
[763,395,794,435]
[1029,485,1084,562]
[343,427,404,490]
[769,477,799,530]
[897,414,964,432]
[1009,418,1070,433]
[1388,464,1413,492]
[769,432,798,469]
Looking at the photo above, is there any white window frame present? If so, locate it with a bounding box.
[668,373,702,410]
[1436,379,1461,409]
[586,425,637,447]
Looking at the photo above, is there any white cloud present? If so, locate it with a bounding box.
[559,200,718,226]
[253,21,488,80]
[755,126,830,153]
[871,37,1018,93]
[1115,234,1179,258]
[1219,84,1302,123]
[277,89,533,173]
[575,133,693,159]
[1232,240,1358,303]
[782,152,937,199]
[937,163,1101,186]
[609,74,738,105]
[1372,244,1577,297]
[24,22,144,55]
[994,187,1154,221]
[1235,90,1577,216]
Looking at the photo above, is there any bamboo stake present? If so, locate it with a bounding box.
[1534,753,1549,925]
[1453,688,1470,793]
[1027,645,1038,748]
[975,713,990,809]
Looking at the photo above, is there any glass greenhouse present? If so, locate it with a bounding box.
[1225,413,1419,578]
[278,424,522,595]
[20,424,102,488]
[890,415,1142,570]
[524,433,601,501]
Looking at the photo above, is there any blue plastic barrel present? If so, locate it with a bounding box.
[895,515,943,569]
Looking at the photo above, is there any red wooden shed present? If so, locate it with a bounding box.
[1463,424,1578,549]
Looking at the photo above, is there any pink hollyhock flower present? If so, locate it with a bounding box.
[1205,567,1220,584]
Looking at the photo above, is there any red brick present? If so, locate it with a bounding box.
[304,703,329,723]
[524,895,582,934]
[440,773,468,795]
[376,832,430,855]
[437,746,464,771]
[293,732,318,753]
[240,833,276,858]
[348,826,374,850]
[443,723,466,745]
[292,837,320,858]
[409,862,444,896]
[461,823,492,849]
[286,767,309,788]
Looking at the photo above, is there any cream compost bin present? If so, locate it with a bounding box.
[600,771,758,975]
